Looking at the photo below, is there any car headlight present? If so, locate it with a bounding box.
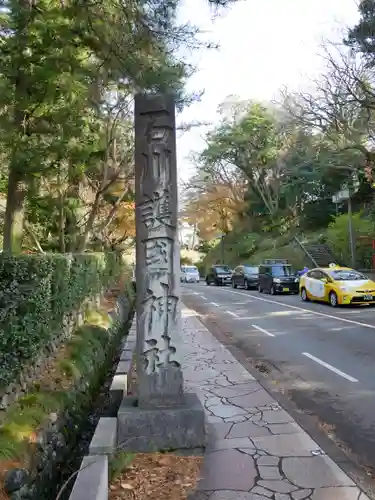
[273,278,281,283]
[294,278,299,283]
[339,285,348,292]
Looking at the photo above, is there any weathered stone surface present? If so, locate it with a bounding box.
[137,366,184,409]
[227,390,274,408]
[267,423,300,435]
[110,373,127,393]
[311,487,367,499]
[89,417,117,455]
[251,486,273,498]
[117,393,205,452]
[258,466,282,480]
[206,422,232,440]
[252,433,318,457]
[209,493,267,500]
[282,456,354,488]
[4,468,29,494]
[115,359,132,375]
[207,438,254,451]
[291,489,313,500]
[69,455,108,500]
[134,93,183,409]
[119,349,132,361]
[261,409,295,424]
[197,449,256,491]
[209,404,247,419]
[257,479,297,494]
[257,456,279,466]
[228,421,270,438]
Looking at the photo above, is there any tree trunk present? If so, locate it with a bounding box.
[76,193,101,252]
[3,169,26,252]
[2,0,33,253]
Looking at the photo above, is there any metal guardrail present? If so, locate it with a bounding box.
[293,236,318,267]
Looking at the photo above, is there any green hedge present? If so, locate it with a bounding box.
[0,252,123,389]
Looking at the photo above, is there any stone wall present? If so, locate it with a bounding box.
[0,295,100,412]
[3,295,133,500]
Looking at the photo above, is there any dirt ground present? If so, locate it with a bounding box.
[109,452,202,500]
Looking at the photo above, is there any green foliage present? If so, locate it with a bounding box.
[346,0,375,61]
[0,310,130,463]
[0,252,123,389]
[109,451,135,481]
[326,213,375,268]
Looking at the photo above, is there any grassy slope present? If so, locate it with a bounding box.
[200,230,323,273]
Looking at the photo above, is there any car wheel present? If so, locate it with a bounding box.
[232,279,237,289]
[329,291,338,307]
[300,287,309,301]
[245,279,251,290]
[206,278,210,286]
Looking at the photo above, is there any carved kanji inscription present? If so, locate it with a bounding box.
[139,189,173,232]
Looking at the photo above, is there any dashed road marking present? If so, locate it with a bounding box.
[251,324,275,337]
[302,352,358,382]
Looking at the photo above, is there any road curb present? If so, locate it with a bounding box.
[68,312,136,500]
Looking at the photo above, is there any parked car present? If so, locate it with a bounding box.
[180,265,200,283]
[232,265,259,290]
[206,265,232,286]
[300,265,375,307]
[258,259,299,295]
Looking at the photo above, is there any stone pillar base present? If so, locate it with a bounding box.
[117,392,206,452]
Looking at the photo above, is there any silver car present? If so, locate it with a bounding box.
[181,265,200,283]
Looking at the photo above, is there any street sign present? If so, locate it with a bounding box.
[332,189,350,203]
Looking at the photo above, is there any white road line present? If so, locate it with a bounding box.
[198,294,207,299]
[217,288,375,331]
[252,324,275,337]
[210,302,219,307]
[227,311,239,318]
[302,352,359,383]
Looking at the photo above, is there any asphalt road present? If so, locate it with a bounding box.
[182,281,375,483]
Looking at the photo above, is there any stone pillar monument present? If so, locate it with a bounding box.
[117,93,205,452]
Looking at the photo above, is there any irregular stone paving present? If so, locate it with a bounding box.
[181,307,370,500]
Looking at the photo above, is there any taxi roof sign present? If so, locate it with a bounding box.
[329,263,339,268]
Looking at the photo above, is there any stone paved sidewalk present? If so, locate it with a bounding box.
[181,307,369,500]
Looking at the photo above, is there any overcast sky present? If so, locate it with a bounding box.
[175,0,360,186]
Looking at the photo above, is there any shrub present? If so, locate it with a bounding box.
[326,213,375,268]
[0,252,123,389]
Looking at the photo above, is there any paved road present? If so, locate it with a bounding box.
[182,282,375,481]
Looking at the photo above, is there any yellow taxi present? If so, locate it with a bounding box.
[299,264,375,307]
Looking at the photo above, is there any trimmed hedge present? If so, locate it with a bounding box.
[0,252,123,389]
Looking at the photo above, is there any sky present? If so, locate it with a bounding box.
[175,0,361,187]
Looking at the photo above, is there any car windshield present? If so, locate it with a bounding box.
[272,265,293,277]
[215,266,231,273]
[244,266,259,274]
[329,269,367,281]
[185,266,198,273]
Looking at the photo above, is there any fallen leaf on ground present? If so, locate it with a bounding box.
[109,453,202,500]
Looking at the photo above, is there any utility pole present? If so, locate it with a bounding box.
[348,192,356,268]
[220,235,224,264]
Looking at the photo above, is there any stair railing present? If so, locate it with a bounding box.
[293,236,318,267]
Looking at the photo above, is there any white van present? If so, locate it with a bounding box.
[181,265,200,283]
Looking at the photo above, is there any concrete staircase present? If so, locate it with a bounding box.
[294,237,344,267]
